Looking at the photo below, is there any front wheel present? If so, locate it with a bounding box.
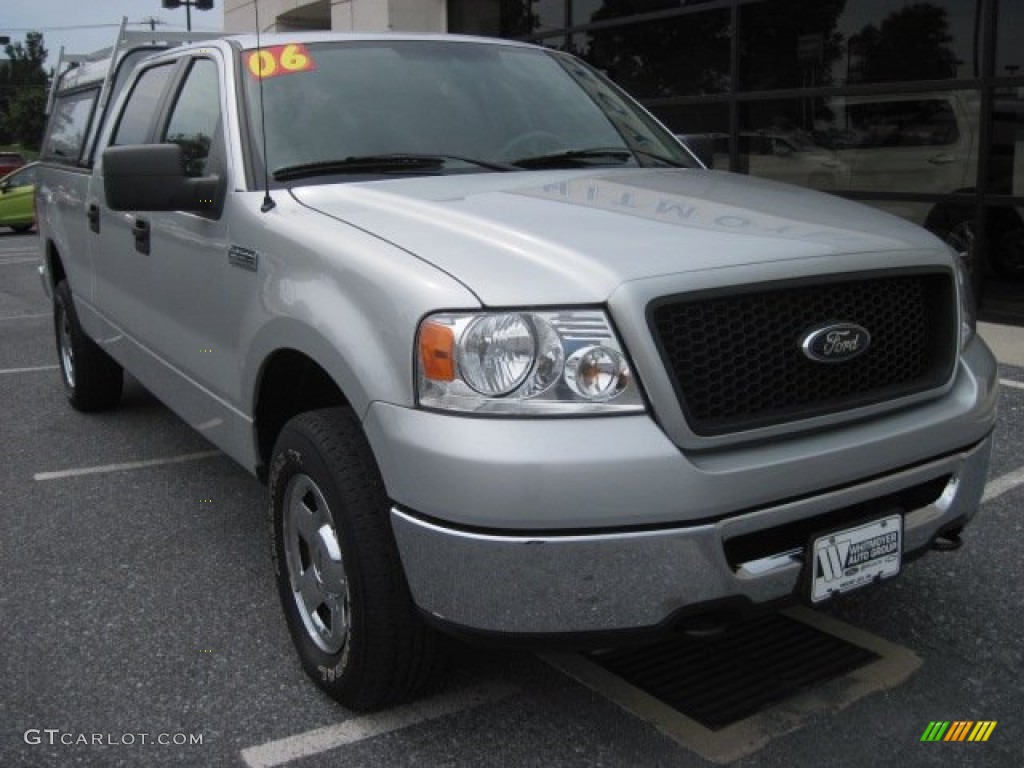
[54,280,123,411]
[269,408,442,710]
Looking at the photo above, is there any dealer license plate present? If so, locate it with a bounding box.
[809,514,902,604]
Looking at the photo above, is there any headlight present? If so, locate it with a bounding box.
[458,314,536,396]
[952,247,976,350]
[416,309,645,414]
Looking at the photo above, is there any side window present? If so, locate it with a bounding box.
[11,166,36,186]
[111,64,175,146]
[43,88,98,164]
[163,59,221,177]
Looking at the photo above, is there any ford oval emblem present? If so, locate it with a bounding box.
[801,323,871,363]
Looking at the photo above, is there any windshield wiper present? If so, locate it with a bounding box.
[509,147,635,169]
[273,154,516,181]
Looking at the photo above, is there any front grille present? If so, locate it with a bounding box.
[649,271,956,435]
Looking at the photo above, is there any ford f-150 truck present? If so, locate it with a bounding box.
[35,26,998,710]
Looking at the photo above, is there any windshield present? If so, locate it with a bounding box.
[241,39,696,184]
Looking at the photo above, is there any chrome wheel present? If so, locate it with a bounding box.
[282,473,350,654]
[270,408,442,708]
[57,299,75,389]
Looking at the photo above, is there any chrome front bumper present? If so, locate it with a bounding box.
[391,435,992,635]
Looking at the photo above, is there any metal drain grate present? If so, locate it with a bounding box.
[590,612,880,730]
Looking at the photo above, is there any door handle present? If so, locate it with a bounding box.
[87,203,100,233]
[927,154,956,165]
[132,217,150,255]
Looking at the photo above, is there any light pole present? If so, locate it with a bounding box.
[161,0,214,33]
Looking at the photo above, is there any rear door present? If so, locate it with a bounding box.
[93,60,179,331]
[37,86,101,297]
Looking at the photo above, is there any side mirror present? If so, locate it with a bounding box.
[103,143,220,214]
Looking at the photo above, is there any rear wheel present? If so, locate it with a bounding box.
[11,224,32,233]
[269,407,442,710]
[54,280,123,411]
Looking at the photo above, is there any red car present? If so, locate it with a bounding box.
[0,151,27,177]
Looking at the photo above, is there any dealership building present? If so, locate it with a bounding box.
[224,0,1024,320]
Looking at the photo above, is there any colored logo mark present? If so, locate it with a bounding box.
[246,44,315,80]
[920,721,997,742]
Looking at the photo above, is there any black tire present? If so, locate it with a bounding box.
[11,223,32,233]
[269,407,442,710]
[54,280,123,411]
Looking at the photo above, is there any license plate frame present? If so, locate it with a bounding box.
[808,514,903,604]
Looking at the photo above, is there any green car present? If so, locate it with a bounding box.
[0,162,36,232]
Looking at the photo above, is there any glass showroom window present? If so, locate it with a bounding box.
[448,0,565,37]
[652,102,730,169]
[739,0,981,90]
[575,10,732,98]
[570,0,713,26]
[986,92,1024,280]
[996,0,1024,78]
[738,92,979,215]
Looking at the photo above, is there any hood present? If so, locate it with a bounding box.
[290,168,945,306]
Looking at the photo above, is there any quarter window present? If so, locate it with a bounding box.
[6,166,36,187]
[43,89,98,164]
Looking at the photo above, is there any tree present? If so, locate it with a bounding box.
[738,0,848,91]
[500,0,540,37]
[0,31,49,148]
[4,86,48,148]
[585,1,733,98]
[848,3,959,84]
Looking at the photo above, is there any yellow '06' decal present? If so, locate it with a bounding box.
[246,44,315,79]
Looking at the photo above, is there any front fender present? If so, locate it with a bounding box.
[238,201,481,422]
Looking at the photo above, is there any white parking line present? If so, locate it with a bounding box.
[239,682,519,768]
[0,312,49,321]
[983,464,1024,503]
[1000,378,1024,391]
[0,364,59,376]
[0,257,40,266]
[34,450,220,481]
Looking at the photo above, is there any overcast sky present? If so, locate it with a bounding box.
[1,0,225,69]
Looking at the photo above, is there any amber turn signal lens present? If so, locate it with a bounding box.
[418,321,456,381]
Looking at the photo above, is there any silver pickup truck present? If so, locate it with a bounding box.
[36,30,998,710]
